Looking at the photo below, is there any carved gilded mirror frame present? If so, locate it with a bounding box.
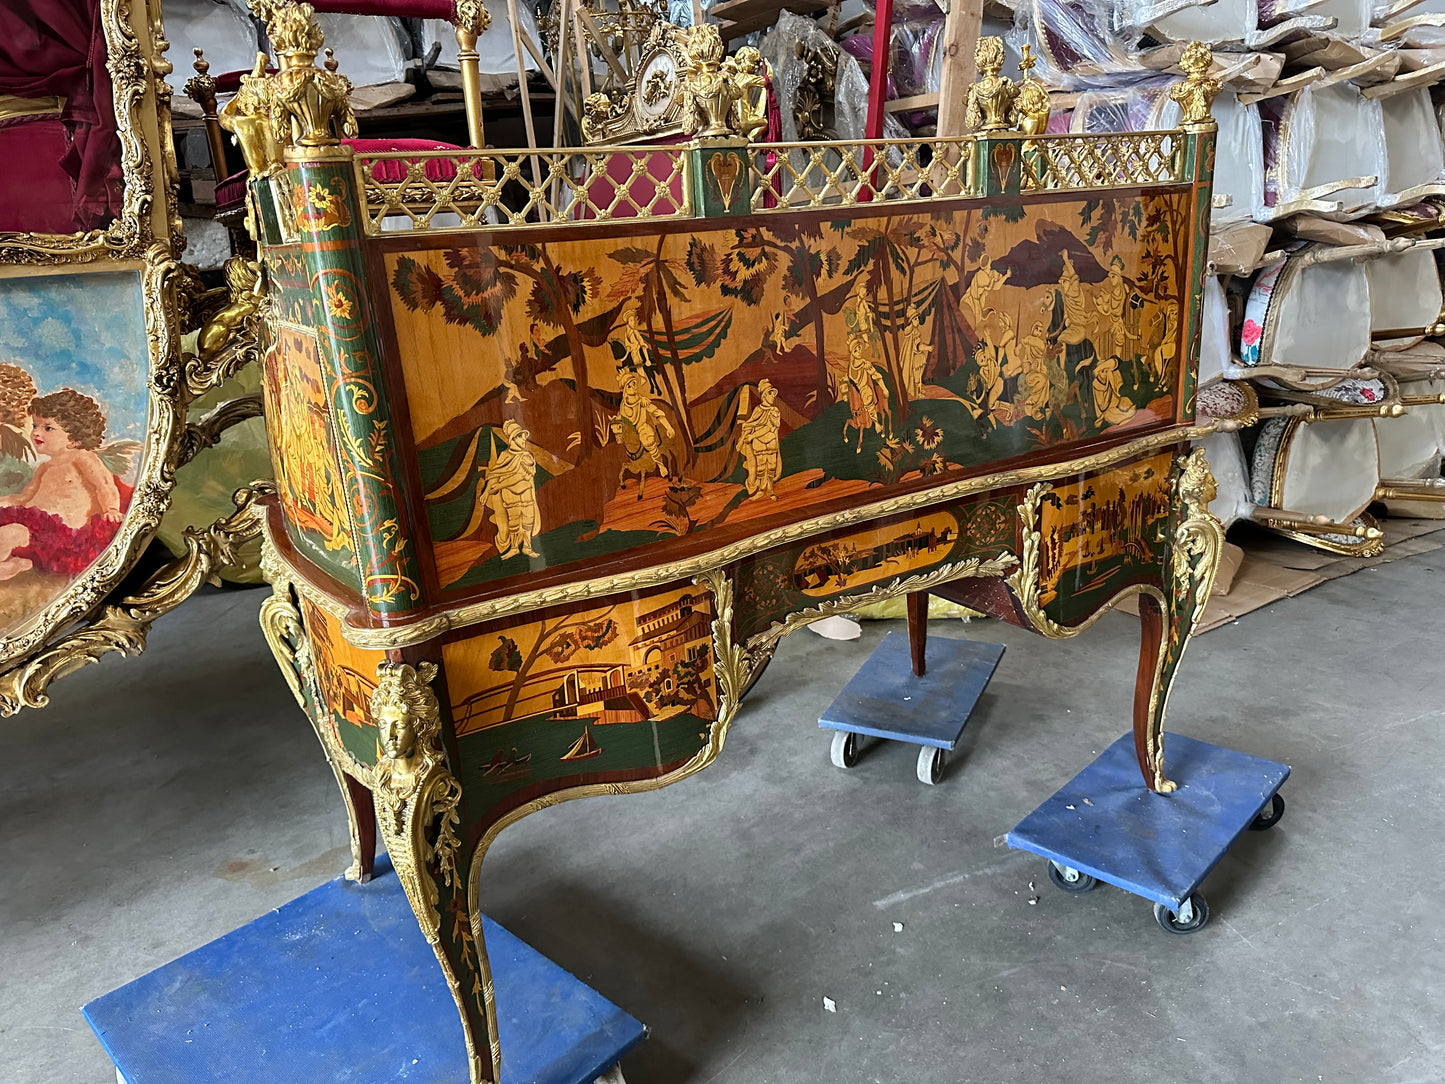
[0,0,263,713]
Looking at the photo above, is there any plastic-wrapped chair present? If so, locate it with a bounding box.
[1238,243,1375,384]
[1374,84,1445,207]
[1249,414,1385,551]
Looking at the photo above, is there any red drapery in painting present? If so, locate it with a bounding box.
[0,0,122,233]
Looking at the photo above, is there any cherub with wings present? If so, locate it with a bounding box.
[0,388,141,580]
[0,363,38,491]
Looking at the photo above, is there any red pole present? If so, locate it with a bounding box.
[864,0,894,140]
[861,0,894,199]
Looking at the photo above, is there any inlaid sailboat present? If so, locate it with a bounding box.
[560,725,603,762]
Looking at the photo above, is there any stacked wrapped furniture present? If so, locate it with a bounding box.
[1014,0,1445,552]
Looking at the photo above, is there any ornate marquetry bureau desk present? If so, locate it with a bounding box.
[240,9,1224,1078]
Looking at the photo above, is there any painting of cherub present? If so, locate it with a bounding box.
[0,389,139,580]
[0,269,149,631]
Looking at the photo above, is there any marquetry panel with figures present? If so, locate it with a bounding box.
[1035,450,1175,626]
[299,596,387,771]
[384,190,1191,603]
[440,582,718,831]
[261,324,360,591]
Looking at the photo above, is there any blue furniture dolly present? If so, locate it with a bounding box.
[819,629,1006,785]
[1005,732,1290,933]
[83,854,646,1083]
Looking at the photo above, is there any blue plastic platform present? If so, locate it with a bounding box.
[1005,732,1290,911]
[83,854,646,1084]
[819,631,1006,750]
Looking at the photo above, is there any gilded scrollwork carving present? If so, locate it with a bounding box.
[258,563,313,711]
[0,483,272,716]
[184,257,264,398]
[176,393,266,467]
[744,554,1020,658]
[1004,450,1225,793]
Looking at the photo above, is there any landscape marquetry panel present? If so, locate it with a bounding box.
[733,494,1017,642]
[443,582,717,828]
[1037,450,1174,626]
[386,191,1190,597]
[300,597,387,769]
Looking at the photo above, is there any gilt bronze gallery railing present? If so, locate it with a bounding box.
[350,126,1195,235]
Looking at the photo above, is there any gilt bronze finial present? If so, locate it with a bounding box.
[965,37,1018,133]
[1171,41,1220,131]
[265,2,358,153]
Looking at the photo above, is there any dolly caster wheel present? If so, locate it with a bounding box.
[916,746,948,785]
[1154,893,1209,934]
[830,730,859,769]
[1248,792,1285,831]
[1047,860,1098,893]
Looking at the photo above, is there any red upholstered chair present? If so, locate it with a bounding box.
[0,111,84,234]
[184,0,488,230]
[0,0,124,234]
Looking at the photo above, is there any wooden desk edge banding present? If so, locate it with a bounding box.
[244,10,1224,1079]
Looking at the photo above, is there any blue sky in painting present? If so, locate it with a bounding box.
[0,270,148,443]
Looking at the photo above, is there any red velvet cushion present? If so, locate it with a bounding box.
[215,168,249,213]
[211,138,466,213]
[0,116,85,234]
[346,138,466,184]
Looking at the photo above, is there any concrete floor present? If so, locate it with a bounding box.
[2,554,1442,1084]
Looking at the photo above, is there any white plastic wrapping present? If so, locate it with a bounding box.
[1197,276,1235,386]
[1376,385,1443,477]
[166,0,265,79]
[1377,87,1445,206]
[1274,260,1374,369]
[1201,430,1254,528]
[1011,0,1152,89]
[1366,246,1443,335]
[312,13,411,87]
[1254,416,1381,522]
[1274,83,1383,217]
[424,0,540,74]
